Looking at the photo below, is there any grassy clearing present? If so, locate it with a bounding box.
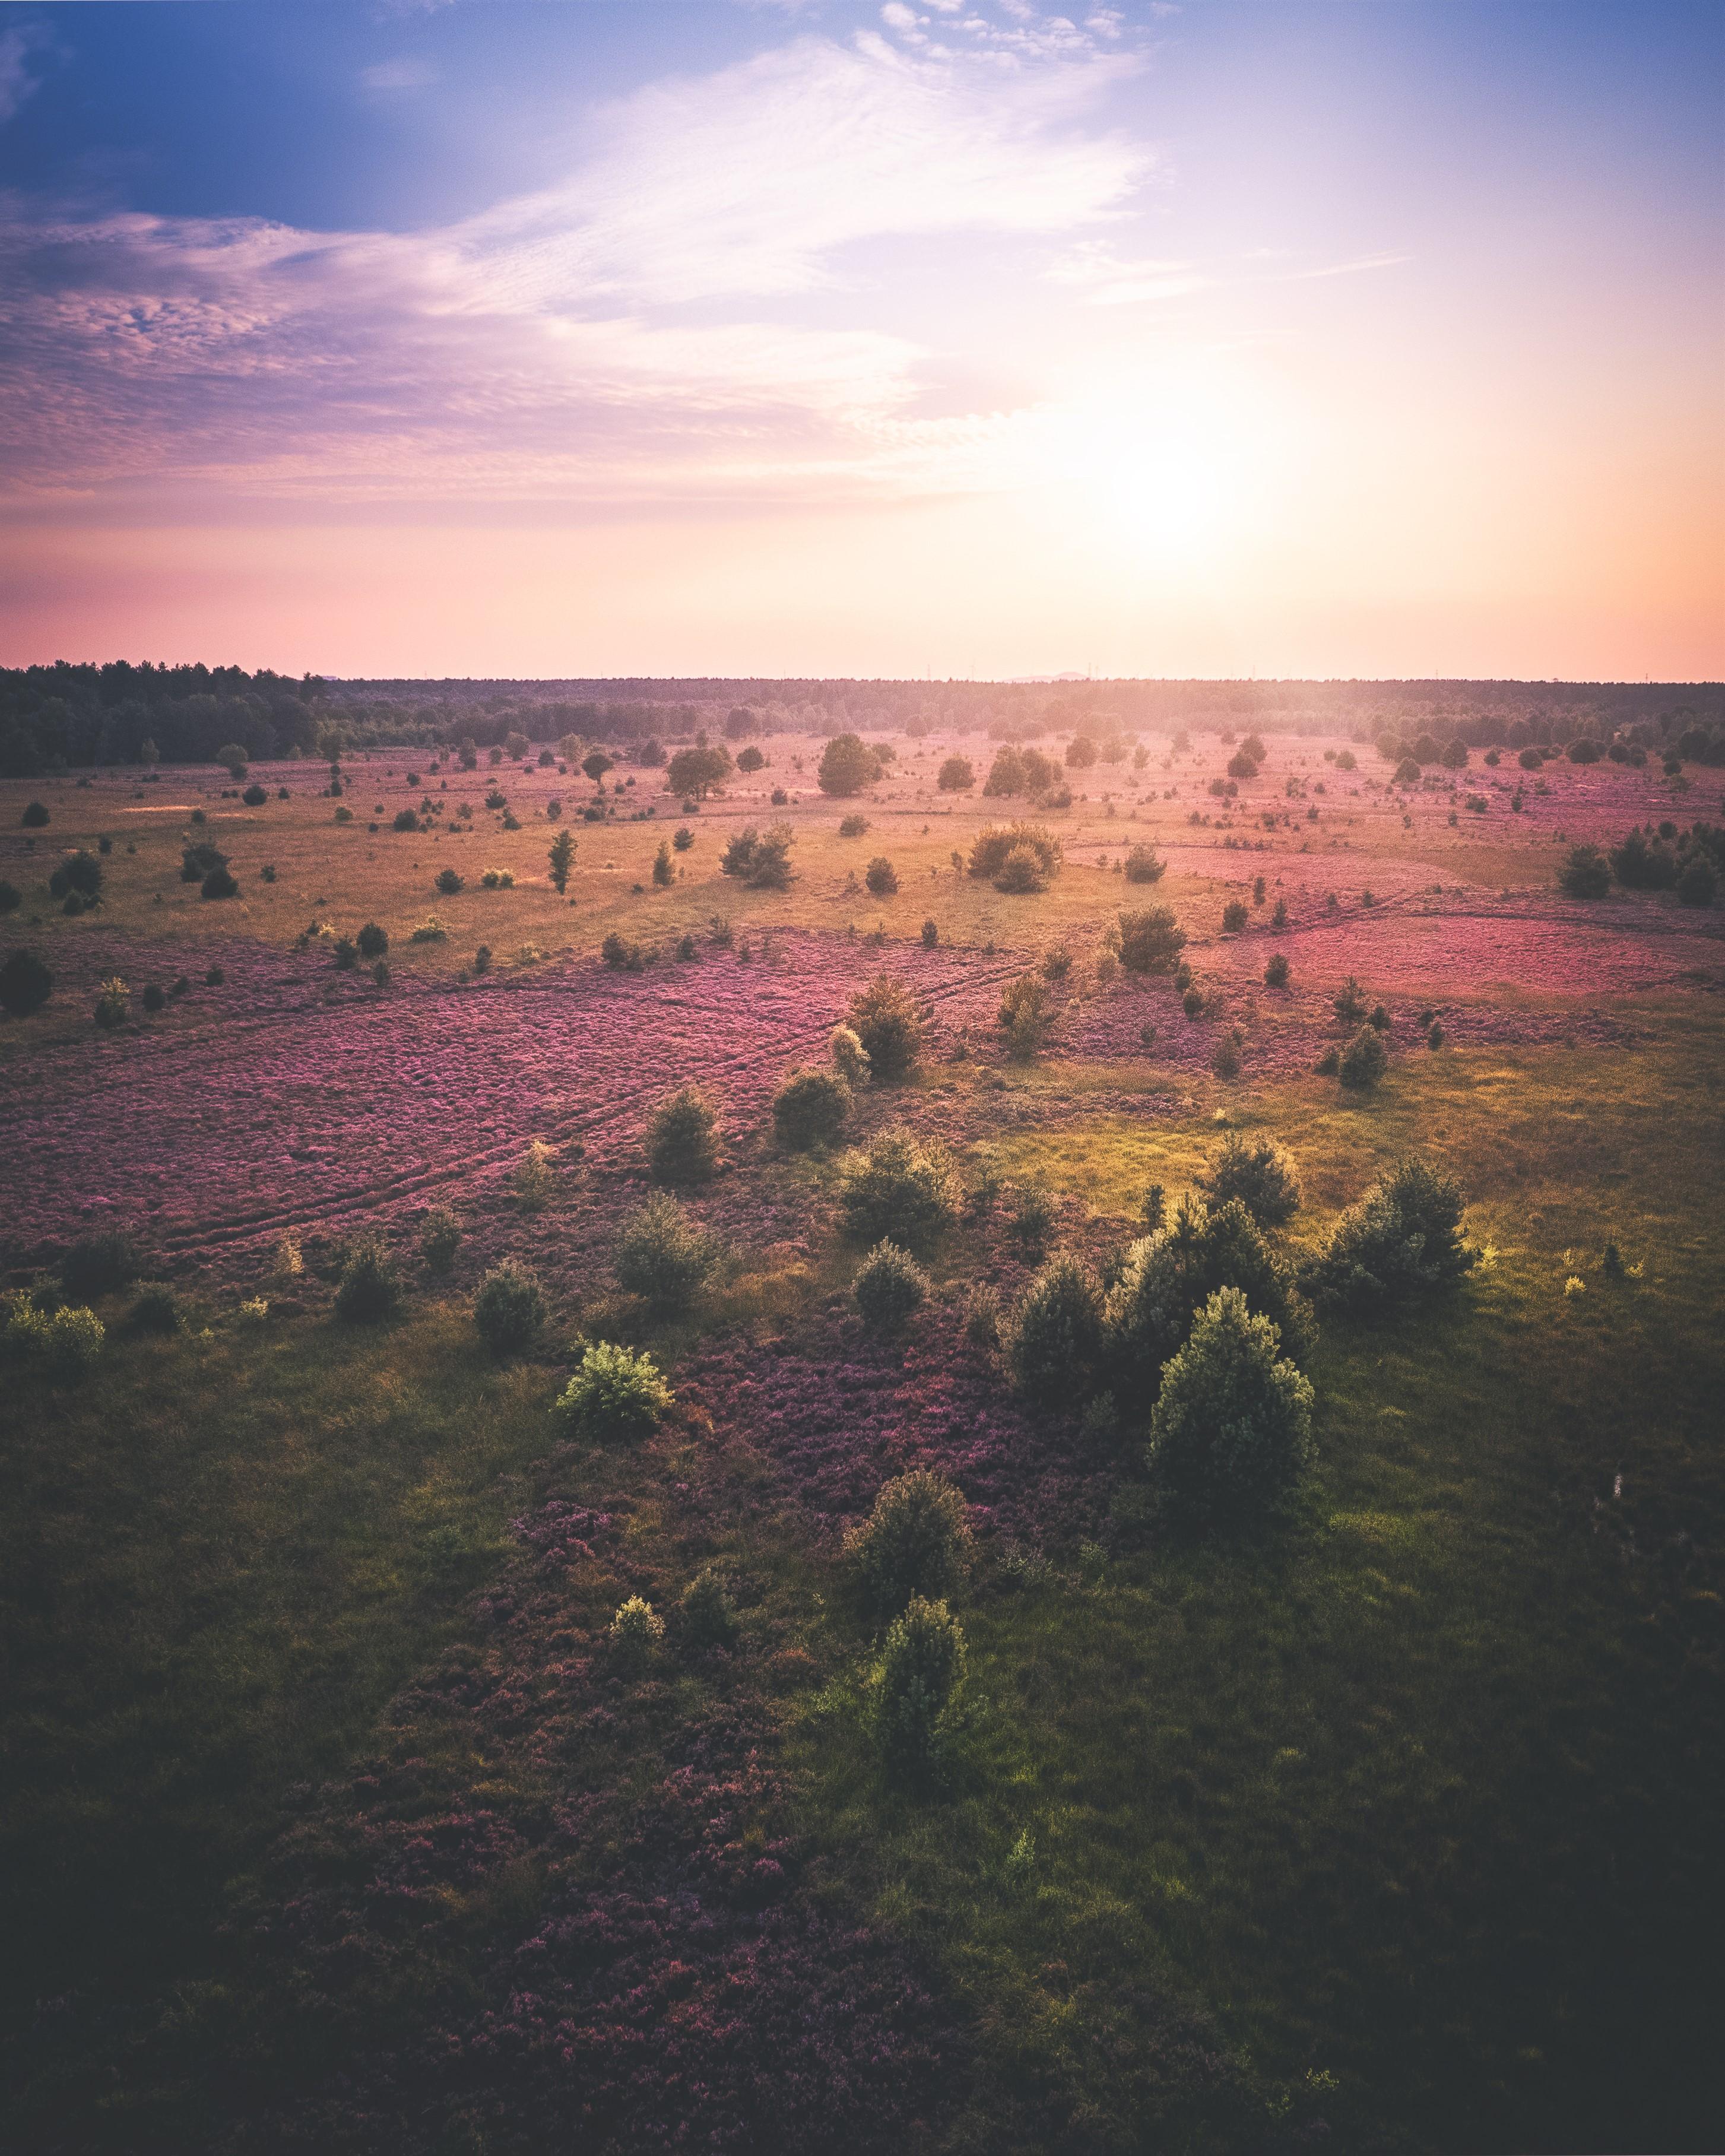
[794,1022,1725,2152]
[0,1302,554,2040]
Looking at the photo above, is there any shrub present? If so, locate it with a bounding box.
[556,1341,673,1442]
[480,867,515,889]
[1559,845,1611,899]
[333,937,358,971]
[393,807,420,833]
[681,1565,738,1647]
[844,1469,971,1620]
[1197,1133,1302,1227]
[1333,974,1368,1022]
[874,1596,966,1778]
[1005,1251,1105,1403]
[334,1238,402,1322]
[836,1126,959,1251]
[818,734,881,796]
[1609,829,1677,890]
[0,880,18,914]
[853,1239,929,1331]
[1005,1180,1055,1254]
[968,823,1061,884]
[22,801,49,827]
[473,1258,547,1353]
[94,976,129,1029]
[830,1025,871,1087]
[1393,757,1420,785]
[1301,1155,1477,1312]
[1314,1045,1340,1075]
[512,1137,558,1210]
[357,921,389,959]
[609,1595,665,1675]
[1221,899,1248,933]
[772,1065,851,1150]
[62,1231,140,1299]
[864,855,898,897]
[601,931,649,972]
[1104,1193,1312,1397]
[720,824,795,888]
[994,844,1045,895]
[997,972,1052,1061]
[616,1193,717,1310]
[652,839,674,886]
[1,949,52,1016]
[937,756,974,791]
[1122,845,1165,884]
[1210,1028,1244,1079]
[201,865,238,899]
[921,918,938,948]
[49,850,103,901]
[1264,951,1290,988]
[42,1305,106,1377]
[1182,987,1205,1019]
[129,1282,183,1335]
[1368,1003,1390,1031]
[1677,856,1717,908]
[420,1207,462,1272]
[964,1283,1002,1350]
[1426,1020,1445,1048]
[1338,1024,1389,1090]
[735,745,766,774]
[435,867,464,895]
[1115,905,1186,974]
[646,1084,720,1183]
[1146,1288,1315,1525]
[838,813,870,838]
[848,973,922,1080]
[1041,943,1071,979]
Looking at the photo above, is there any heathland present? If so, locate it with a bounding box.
[2,685,1721,2155]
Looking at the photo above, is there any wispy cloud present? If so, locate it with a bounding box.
[0,31,1148,512]
[360,58,437,91]
[0,22,52,124]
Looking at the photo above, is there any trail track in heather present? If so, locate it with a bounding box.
[2,931,1025,1267]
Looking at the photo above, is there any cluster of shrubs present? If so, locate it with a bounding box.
[1561,823,1720,906]
[968,823,1061,895]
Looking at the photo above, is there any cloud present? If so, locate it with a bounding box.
[360,58,438,91]
[0,31,1149,513]
[1045,238,1205,303]
[0,23,51,124]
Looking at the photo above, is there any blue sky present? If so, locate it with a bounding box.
[0,2,1719,677]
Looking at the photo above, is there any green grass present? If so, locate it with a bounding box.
[0,1302,553,2037]
[792,1023,1725,2152]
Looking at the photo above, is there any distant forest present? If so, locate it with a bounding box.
[1,659,1720,773]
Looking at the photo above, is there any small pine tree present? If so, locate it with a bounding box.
[614,1193,717,1311]
[555,1341,672,1441]
[334,1237,402,1322]
[844,1469,972,1621]
[847,975,922,1081]
[835,1126,958,1251]
[1338,1023,1388,1090]
[1005,1251,1105,1403]
[473,1259,546,1354]
[1146,1287,1314,1525]
[680,1565,738,1647]
[548,827,575,893]
[853,1240,929,1330]
[645,1085,720,1183]
[772,1066,851,1150]
[874,1596,966,1779]
[1197,1133,1302,1228]
[609,1595,665,1675]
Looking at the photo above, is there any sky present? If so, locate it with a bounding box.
[0,0,1720,681]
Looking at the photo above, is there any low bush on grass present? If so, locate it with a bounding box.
[608,1595,665,1676]
[1559,844,1612,899]
[646,1085,721,1184]
[1222,900,1249,933]
[473,1260,547,1355]
[62,1232,141,1300]
[719,825,795,889]
[843,1469,971,1621]
[1,947,52,1015]
[420,1208,462,1273]
[554,1341,673,1442]
[601,932,650,972]
[773,1066,851,1150]
[847,975,922,1080]
[1005,1250,1105,1403]
[829,1025,871,1087]
[998,972,1052,1061]
[865,856,898,897]
[1122,845,1165,884]
[968,823,1062,886]
[680,1565,738,1647]
[873,1596,966,1781]
[1301,1155,1477,1312]
[835,1126,959,1251]
[615,1194,718,1311]
[129,1282,183,1336]
[1339,1024,1390,1090]
[852,1240,929,1331]
[1146,1286,1315,1526]
[1197,1132,1302,1228]
[334,1238,402,1323]
[1115,905,1186,974]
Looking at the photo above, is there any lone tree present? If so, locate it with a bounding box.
[1146,1286,1315,1526]
[548,826,575,893]
[817,733,882,797]
[665,744,733,801]
[581,750,614,790]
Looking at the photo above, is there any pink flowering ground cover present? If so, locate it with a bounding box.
[0,931,1020,1274]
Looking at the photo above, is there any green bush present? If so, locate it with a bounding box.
[874,1596,966,1780]
[1005,1250,1105,1403]
[921,918,939,948]
[614,1193,717,1311]
[1122,845,1165,884]
[839,812,870,838]
[554,1341,673,1442]
[0,948,52,1016]
[853,1239,929,1330]
[473,1259,546,1354]
[1115,905,1186,974]
[645,1084,720,1183]
[1300,1155,1477,1312]
[847,974,922,1081]
[719,824,795,889]
[129,1282,183,1336]
[62,1231,140,1300]
[1222,899,1248,933]
[1677,855,1717,908]
[1264,952,1290,988]
[993,844,1047,895]
[608,1594,665,1675]
[1338,1023,1389,1090]
[968,823,1062,884]
[601,931,649,972]
[435,867,464,896]
[937,756,974,791]
[864,855,898,897]
[844,1469,971,1621]
[334,1237,402,1322]
[1104,1194,1312,1398]
[835,1125,959,1251]
[42,1305,106,1377]
[765,1052,853,1146]
[420,1207,462,1273]
[829,1024,871,1087]
[356,921,389,959]
[998,972,1051,1061]
[680,1565,738,1647]
[201,866,238,900]
[1146,1287,1315,1525]
[1197,1132,1302,1227]
[1559,845,1611,899]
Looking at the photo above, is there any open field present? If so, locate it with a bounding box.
[2,728,1722,2155]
